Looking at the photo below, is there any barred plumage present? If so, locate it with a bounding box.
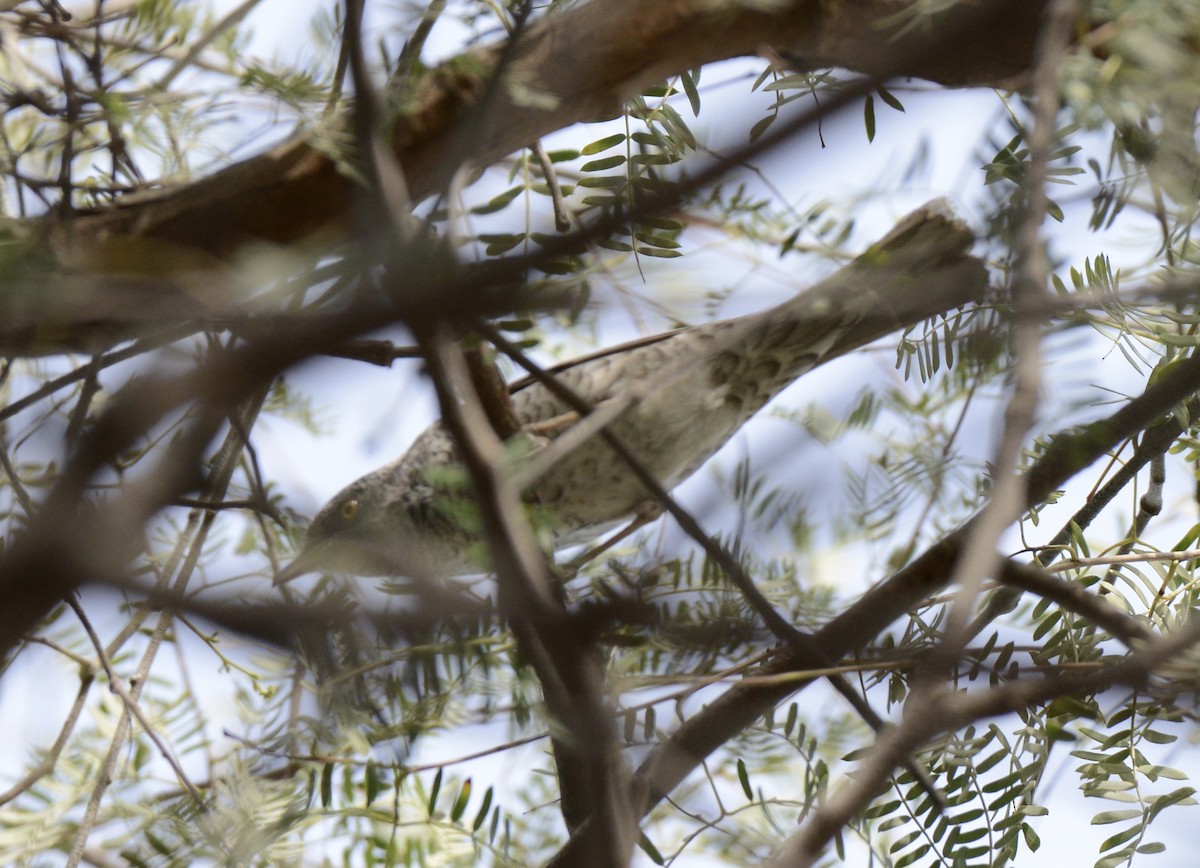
[278,200,988,582]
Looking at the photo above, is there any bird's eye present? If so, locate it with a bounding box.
[340,499,360,521]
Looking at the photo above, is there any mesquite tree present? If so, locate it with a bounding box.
[1,1,1199,866]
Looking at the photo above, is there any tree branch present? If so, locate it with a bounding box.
[37,0,1047,262]
[604,340,1200,852]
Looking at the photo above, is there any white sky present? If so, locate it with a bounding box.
[4,1,1197,865]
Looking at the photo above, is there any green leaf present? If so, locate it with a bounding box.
[894,845,930,868]
[888,829,922,853]
[737,758,753,800]
[631,131,667,147]
[635,215,684,231]
[472,786,494,832]
[681,68,701,116]
[749,114,776,142]
[1022,822,1041,850]
[497,318,533,333]
[145,830,173,857]
[471,186,523,215]
[876,84,905,112]
[1137,763,1185,782]
[864,94,876,142]
[365,762,383,806]
[580,155,626,172]
[634,232,680,249]
[580,133,626,155]
[1141,728,1178,744]
[450,778,471,823]
[530,181,573,197]
[638,832,666,865]
[479,233,525,256]
[763,73,813,92]
[320,762,333,808]
[1147,787,1196,821]
[428,768,443,816]
[577,175,626,188]
[536,257,580,275]
[982,770,1024,794]
[863,799,901,819]
[1032,610,1062,641]
[657,103,696,149]
[1098,823,1142,852]
[976,746,1010,774]
[630,152,674,166]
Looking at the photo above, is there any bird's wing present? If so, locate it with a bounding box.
[507,327,686,395]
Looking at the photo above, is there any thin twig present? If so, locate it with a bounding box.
[155,0,264,89]
[479,322,807,644]
[478,321,947,809]
[776,4,1082,860]
[66,595,207,806]
[64,345,273,865]
[1095,452,1165,595]
[532,139,571,232]
[969,407,1183,638]
[774,594,1200,867]
[341,1,636,860]
[0,435,34,516]
[0,325,198,425]
[0,667,94,807]
[930,0,1077,672]
[1047,548,1200,573]
[611,327,1200,868]
[998,560,1154,648]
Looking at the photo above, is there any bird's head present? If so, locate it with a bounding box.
[274,465,482,585]
[274,475,401,584]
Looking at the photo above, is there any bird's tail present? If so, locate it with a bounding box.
[696,199,990,419]
[766,198,989,363]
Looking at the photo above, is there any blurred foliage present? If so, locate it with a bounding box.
[4,1,1200,867]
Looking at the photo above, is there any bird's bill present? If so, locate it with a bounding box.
[274,538,442,584]
[273,544,329,586]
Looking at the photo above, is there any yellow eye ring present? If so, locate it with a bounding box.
[340,499,360,520]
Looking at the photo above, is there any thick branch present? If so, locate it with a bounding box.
[45,0,1045,261]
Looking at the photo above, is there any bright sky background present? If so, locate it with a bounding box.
[3,1,1197,865]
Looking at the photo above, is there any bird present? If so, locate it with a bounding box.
[276,200,989,583]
